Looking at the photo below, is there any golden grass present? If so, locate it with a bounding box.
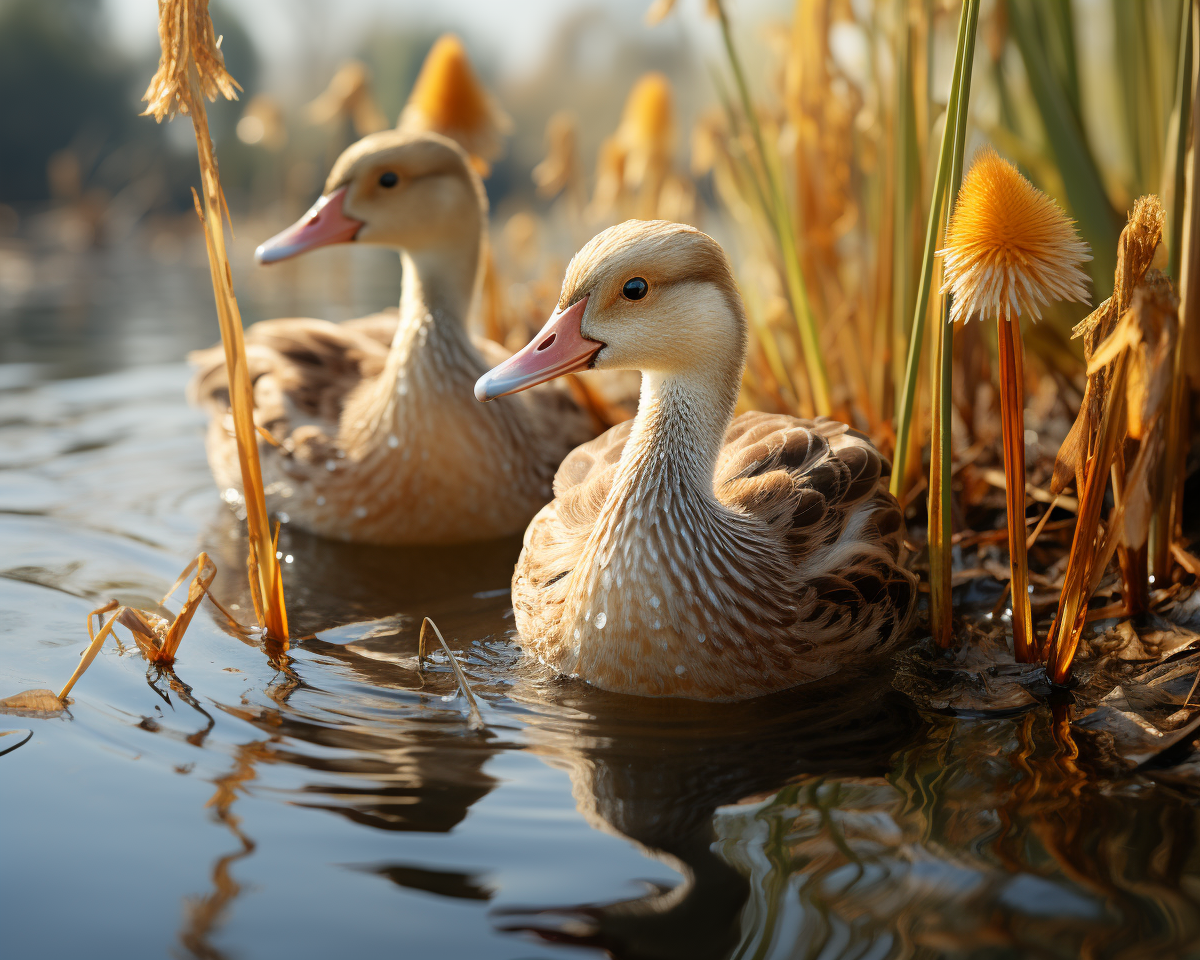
[142,0,287,643]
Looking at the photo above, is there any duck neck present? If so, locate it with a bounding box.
[396,239,479,337]
[353,240,484,442]
[387,241,483,381]
[609,366,740,511]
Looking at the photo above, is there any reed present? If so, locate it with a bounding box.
[57,554,233,701]
[891,0,977,501]
[142,0,287,642]
[418,618,484,730]
[940,150,1091,662]
[927,0,980,648]
[1157,0,1198,581]
[305,61,388,138]
[1045,197,1165,683]
[711,0,833,417]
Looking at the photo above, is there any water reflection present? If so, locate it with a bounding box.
[716,709,1200,960]
[179,740,269,960]
[9,360,1200,958]
[199,505,521,634]
[498,677,923,959]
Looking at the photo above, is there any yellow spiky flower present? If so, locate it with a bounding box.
[397,34,512,173]
[940,147,1092,324]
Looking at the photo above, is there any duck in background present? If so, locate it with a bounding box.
[476,219,918,700]
[190,130,606,544]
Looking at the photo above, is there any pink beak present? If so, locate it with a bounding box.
[475,297,602,401]
[255,186,362,264]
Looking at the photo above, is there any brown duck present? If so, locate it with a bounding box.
[191,131,609,545]
[475,220,918,700]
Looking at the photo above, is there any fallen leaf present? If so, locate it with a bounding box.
[0,689,66,717]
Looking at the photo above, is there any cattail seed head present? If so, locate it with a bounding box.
[397,34,512,172]
[940,147,1091,324]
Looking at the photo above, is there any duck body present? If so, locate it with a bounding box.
[190,131,600,545]
[476,220,918,700]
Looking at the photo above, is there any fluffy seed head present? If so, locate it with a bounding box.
[940,148,1092,324]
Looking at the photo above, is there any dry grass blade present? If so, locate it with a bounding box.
[1045,198,1168,683]
[54,553,228,702]
[142,0,286,643]
[58,601,122,701]
[419,618,484,731]
[1046,367,1127,684]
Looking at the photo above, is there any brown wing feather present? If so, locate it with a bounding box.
[187,316,391,434]
[715,412,915,654]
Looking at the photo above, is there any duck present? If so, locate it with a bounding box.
[474,219,918,701]
[190,130,609,545]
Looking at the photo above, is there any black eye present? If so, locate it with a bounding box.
[379,171,398,188]
[622,277,648,301]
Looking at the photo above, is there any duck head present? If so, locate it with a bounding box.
[475,219,746,401]
[256,131,486,264]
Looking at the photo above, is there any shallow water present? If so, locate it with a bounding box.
[4,242,1200,959]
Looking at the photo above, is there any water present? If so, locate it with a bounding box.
[4,236,1200,959]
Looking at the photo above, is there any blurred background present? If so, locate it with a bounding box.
[0,0,729,377]
[0,0,1170,443]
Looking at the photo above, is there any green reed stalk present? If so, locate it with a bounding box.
[1168,0,1193,283]
[713,1,833,417]
[891,0,919,429]
[891,0,976,498]
[1157,0,1200,582]
[929,0,979,648]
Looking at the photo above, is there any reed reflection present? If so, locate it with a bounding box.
[718,708,1200,960]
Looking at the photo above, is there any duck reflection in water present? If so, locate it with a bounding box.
[200,505,522,635]
[495,674,922,960]
[496,689,1200,960]
[196,509,1200,959]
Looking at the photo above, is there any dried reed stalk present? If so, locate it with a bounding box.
[142,0,286,642]
[1045,199,1167,683]
[996,315,1034,658]
[711,0,833,417]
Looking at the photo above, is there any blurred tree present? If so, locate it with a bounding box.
[0,0,146,203]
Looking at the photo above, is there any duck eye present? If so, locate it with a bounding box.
[379,171,398,188]
[622,277,648,301]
